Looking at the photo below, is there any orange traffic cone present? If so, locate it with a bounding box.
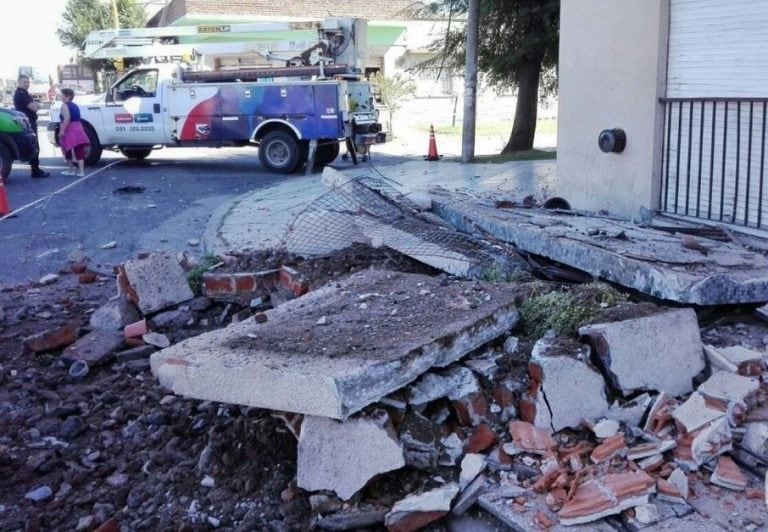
[424,124,442,161]
[0,182,10,216]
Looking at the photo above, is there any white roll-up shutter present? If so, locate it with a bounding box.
[667,0,768,98]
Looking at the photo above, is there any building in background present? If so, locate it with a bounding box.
[559,0,768,231]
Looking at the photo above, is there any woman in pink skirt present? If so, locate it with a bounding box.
[58,88,91,177]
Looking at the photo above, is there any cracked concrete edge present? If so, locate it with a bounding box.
[202,191,251,256]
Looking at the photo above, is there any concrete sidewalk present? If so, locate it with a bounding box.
[202,157,558,255]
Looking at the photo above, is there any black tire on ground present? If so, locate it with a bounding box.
[258,130,300,174]
[314,141,340,168]
[120,147,153,160]
[82,124,103,167]
[0,143,12,182]
[293,140,309,172]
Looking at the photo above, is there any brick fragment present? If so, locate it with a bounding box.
[22,324,79,354]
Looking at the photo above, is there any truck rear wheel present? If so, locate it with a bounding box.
[0,143,12,182]
[120,147,153,160]
[259,131,299,174]
[83,124,103,167]
[315,141,340,168]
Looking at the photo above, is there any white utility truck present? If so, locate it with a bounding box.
[48,19,385,173]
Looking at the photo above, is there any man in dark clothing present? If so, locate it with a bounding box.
[14,75,50,178]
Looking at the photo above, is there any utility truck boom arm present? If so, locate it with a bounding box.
[84,18,363,70]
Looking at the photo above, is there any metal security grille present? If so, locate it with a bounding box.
[660,98,768,229]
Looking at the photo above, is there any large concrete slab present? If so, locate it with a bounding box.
[432,198,768,304]
[150,270,520,419]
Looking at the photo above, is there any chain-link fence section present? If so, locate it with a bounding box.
[280,174,528,279]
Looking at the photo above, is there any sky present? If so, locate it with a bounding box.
[0,0,166,79]
[0,0,72,78]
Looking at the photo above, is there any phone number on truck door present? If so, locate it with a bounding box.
[115,126,156,132]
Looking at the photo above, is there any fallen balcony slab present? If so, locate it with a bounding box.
[432,199,768,305]
[150,270,520,419]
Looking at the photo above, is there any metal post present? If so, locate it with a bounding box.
[461,0,480,164]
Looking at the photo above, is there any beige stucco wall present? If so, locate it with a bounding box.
[557,0,669,219]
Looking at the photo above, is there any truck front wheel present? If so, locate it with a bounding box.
[120,147,153,160]
[83,124,103,167]
[258,131,299,174]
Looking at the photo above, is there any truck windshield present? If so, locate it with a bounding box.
[114,70,159,101]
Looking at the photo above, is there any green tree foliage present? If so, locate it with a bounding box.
[370,72,416,136]
[57,0,146,70]
[411,0,559,153]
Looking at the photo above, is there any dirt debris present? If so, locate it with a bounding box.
[0,245,767,531]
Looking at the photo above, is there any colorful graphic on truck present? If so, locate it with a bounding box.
[177,84,343,142]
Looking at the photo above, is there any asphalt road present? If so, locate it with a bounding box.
[0,123,408,287]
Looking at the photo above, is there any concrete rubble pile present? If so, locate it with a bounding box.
[20,246,768,531]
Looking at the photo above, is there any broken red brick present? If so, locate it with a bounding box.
[467,424,497,453]
[94,518,119,532]
[535,510,555,528]
[280,480,299,502]
[452,392,488,427]
[492,385,516,410]
[123,337,147,348]
[656,478,685,504]
[746,487,763,500]
[78,271,97,284]
[509,421,557,454]
[590,433,627,464]
[558,471,655,526]
[533,468,561,493]
[124,319,148,339]
[203,271,279,301]
[710,456,747,491]
[70,261,87,274]
[279,265,309,297]
[546,487,568,511]
[22,324,79,354]
[116,266,139,306]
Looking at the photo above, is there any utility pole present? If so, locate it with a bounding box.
[461,0,480,164]
[111,0,120,29]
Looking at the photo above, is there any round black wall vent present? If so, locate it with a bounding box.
[598,128,627,153]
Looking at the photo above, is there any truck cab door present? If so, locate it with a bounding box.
[103,68,167,145]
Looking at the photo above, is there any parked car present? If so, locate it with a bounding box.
[0,107,39,181]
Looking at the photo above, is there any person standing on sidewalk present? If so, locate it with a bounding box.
[13,75,50,178]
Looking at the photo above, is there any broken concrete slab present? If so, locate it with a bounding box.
[123,252,194,314]
[89,297,142,331]
[691,417,732,466]
[459,454,486,491]
[399,411,440,471]
[407,366,480,408]
[61,329,124,366]
[384,483,459,532]
[672,393,725,433]
[151,271,521,419]
[528,338,608,432]
[478,489,616,532]
[696,370,760,410]
[580,309,704,397]
[742,422,768,456]
[604,393,653,427]
[432,198,768,304]
[704,345,766,376]
[558,471,656,526]
[452,475,487,516]
[296,414,404,500]
[315,507,388,531]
